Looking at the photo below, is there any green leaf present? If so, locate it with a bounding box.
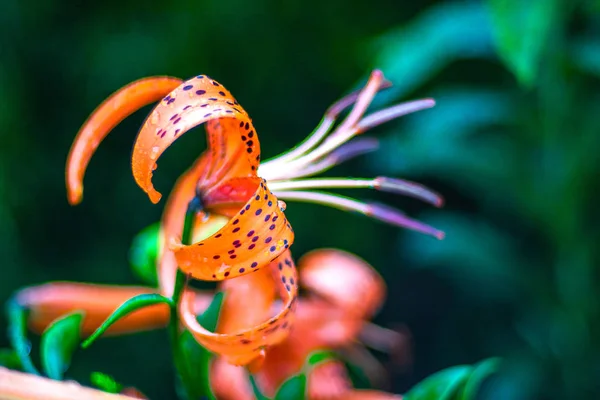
[176,292,225,400]
[249,375,272,400]
[488,0,561,87]
[571,36,600,78]
[40,311,83,380]
[6,299,40,375]
[404,365,472,400]
[306,350,337,367]
[459,358,501,400]
[90,372,123,394]
[82,293,172,349]
[129,222,160,286]
[0,348,22,370]
[274,373,307,400]
[369,2,494,103]
[197,291,224,331]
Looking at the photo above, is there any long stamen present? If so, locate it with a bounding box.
[260,73,391,171]
[273,190,444,239]
[274,98,436,178]
[260,137,379,181]
[356,98,436,133]
[333,70,385,136]
[268,177,442,207]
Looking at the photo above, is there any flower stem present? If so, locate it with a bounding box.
[168,196,201,400]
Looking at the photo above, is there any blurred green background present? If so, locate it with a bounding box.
[1,0,599,399]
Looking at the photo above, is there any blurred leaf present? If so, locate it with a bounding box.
[82,294,172,349]
[488,0,560,87]
[90,371,123,394]
[405,359,500,400]
[458,358,501,400]
[249,375,271,400]
[40,311,83,380]
[0,348,22,370]
[400,213,521,300]
[306,350,337,367]
[177,292,224,400]
[370,2,494,103]
[404,365,472,400]
[6,299,40,375]
[344,359,372,389]
[129,222,160,286]
[274,373,307,400]
[571,36,600,78]
[196,291,224,330]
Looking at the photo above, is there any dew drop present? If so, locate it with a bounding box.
[277,200,287,212]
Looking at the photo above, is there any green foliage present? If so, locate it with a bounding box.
[488,0,561,87]
[128,222,161,286]
[82,294,172,349]
[306,350,337,367]
[5,300,39,375]
[176,292,224,400]
[273,373,307,400]
[90,372,124,394]
[40,311,83,380]
[404,358,500,400]
[0,348,22,370]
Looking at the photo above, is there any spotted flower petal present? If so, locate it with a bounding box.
[66,77,183,205]
[131,75,260,204]
[179,250,298,366]
[172,178,294,282]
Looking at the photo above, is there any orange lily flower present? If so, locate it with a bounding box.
[65,74,298,367]
[210,249,404,400]
[8,70,441,399]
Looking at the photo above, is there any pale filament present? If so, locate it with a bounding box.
[260,99,436,182]
[268,177,443,207]
[260,70,388,175]
[266,138,380,181]
[272,190,444,239]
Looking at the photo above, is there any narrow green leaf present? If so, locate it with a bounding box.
[249,375,272,400]
[197,292,224,331]
[488,0,561,87]
[129,222,160,286]
[6,299,40,375]
[82,293,172,349]
[177,331,215,400]
[459,358,501,400]
[274,373,307,400]
[40,311,83,380]
[306,350,337,367]
[404,365,472,400]
[0,348,22,370]
[90,372,123,394]
[176,292,225,400]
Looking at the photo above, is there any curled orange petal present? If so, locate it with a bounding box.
[255,299,363,395]
[131,75,260,204]
[173,178,294,282]
[179,250,298,366]
[217,266,276,335]
[157,153,211,296]
[14,282,213,336]
[299,249,386,320]
[14,283,168,336]
[66,76,183,205]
